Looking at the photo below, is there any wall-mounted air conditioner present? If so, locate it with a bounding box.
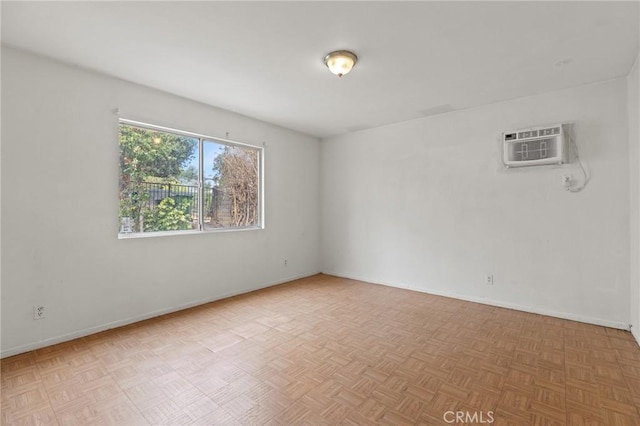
[503,124,566,168]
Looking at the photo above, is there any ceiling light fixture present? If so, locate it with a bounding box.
[324,50,358,77]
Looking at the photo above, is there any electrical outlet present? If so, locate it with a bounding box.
[33,305,46,320]
[284,259,288,267]
[486,274,494,285]
[562,175,572,189]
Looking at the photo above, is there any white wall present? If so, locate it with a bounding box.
[629,52,640,344]
[2,45,636,357]
[1,47,321,357]
[321,79,631,329]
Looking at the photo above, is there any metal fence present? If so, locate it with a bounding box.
[139,181,198,219]
[138,182,235,227]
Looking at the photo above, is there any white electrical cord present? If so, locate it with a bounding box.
[564,127,588,193]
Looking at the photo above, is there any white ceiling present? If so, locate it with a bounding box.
[2,1,639,138]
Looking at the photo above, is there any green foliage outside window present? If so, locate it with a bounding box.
[119,124,196,232]
[143,198,193,232]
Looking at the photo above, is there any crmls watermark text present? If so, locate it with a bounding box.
[443,411,495,424]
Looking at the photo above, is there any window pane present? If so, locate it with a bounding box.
[119,124,199,234]
[203,140,260,230]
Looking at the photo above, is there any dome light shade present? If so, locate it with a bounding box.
[324,50,357,77]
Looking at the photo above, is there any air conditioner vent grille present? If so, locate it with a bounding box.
[502,124,566,167]
[508,137,558,162]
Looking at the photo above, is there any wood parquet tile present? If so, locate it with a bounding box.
[2,274,640,425]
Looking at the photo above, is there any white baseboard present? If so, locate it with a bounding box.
[1,271,320,359]
[326,271,630,330]
[632,326,640,346]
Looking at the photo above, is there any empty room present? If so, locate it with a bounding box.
[1,1,640,425]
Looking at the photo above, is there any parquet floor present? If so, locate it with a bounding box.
[2,274,640,425]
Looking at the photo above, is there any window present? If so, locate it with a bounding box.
[118,120,262,237]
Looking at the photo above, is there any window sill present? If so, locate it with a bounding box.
[118,226,263,240]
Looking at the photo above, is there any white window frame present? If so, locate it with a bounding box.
[118,118,264,239]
